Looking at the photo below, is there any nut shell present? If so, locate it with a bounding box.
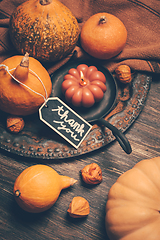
[67,196,90,218]
[7,115,25,133]
[115,65,132,84]
[81,163,102,185]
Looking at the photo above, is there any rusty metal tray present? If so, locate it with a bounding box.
[0,67,151,159]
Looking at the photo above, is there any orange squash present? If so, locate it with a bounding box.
[9,0,79,62]
[0,53,52,115]
[61,64,107,108]
[105,157,160,240]
[80,13,127,60]
[13,164,77,213]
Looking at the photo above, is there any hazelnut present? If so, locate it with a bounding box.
[7,115,25,133]
[67,196,90,218]
[81,163,102,185]
[115,65,132,84]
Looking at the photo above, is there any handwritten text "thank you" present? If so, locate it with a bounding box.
[52,106,85,142]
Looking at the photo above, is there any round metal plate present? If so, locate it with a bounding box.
[0,61,151,159]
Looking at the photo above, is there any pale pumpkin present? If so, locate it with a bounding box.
[61,64,107,108]
[0,53,52,115]
[9,0,79,62]
[105,157,160,240]
[13,164,77,213]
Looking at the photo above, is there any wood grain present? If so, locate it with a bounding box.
[0,74,160,240]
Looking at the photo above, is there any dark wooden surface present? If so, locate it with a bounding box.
[1,73,160,240]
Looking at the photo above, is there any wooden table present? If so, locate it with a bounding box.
[0,73,160,240]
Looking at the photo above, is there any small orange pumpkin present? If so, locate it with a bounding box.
[61,64,107,108]
[105,157,160,240]
[13,164,77,213]
[0,53,52,115]
[80,13,127,60]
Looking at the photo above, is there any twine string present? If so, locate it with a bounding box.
[0,64,49,104]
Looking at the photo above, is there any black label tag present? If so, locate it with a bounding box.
[39,97,92,149]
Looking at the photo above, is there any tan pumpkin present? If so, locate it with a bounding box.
[105,157,160,240]
[13,164,77,213]
[9,0,79,62]
[0,53,52,115]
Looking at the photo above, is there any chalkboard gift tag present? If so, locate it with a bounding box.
[39,97,92,149]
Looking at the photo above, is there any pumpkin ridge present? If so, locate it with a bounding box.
[118,167,160,200]
[113,180,160,208]
[122,217,160,240]
[14,167,32,189]
[134,160,160,194]
[107,196,160,213]
[15,169,52,197]
[107,205,160,239]
[18,171,43,191]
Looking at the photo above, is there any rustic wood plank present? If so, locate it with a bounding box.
[1,74,160,240]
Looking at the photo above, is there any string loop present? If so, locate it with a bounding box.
[0,64,49,104]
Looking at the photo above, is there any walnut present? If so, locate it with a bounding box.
[81,163,102,185]
[7,115,25,133]
[67,196,90,218]
[115,65,132,84]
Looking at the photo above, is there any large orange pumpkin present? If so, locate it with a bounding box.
[105,157,160,240]
[80,13,127,60]
[0,53,52,115]
[9,0,79,62]
[13,164,77,213]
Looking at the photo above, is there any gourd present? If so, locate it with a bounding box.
[105,157,160,240]
[9,0,79,62]
[80,13,127,59]
[61,64,107,108]
[0,53,52,116]
[13,164,77,213]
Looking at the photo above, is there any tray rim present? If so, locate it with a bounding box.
[0,71,152,160]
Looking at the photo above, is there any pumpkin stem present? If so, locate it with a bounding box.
[99,16,107,25]
[13,53,29,82]
[40,0,52,5]
[60,175,77,190]
[14,190,21,197]
[20,52,29,68]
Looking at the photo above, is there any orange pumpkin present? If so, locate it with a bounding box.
[13,164,77,213]
[105,157,160,240]
[0,53,52,115]
[9,0,79,62]
[61,64,107,108]
[80,13,127,60]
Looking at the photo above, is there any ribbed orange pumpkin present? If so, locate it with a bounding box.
[9,0,79,62]
[105,157,160,240]
[0,53,52,115]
